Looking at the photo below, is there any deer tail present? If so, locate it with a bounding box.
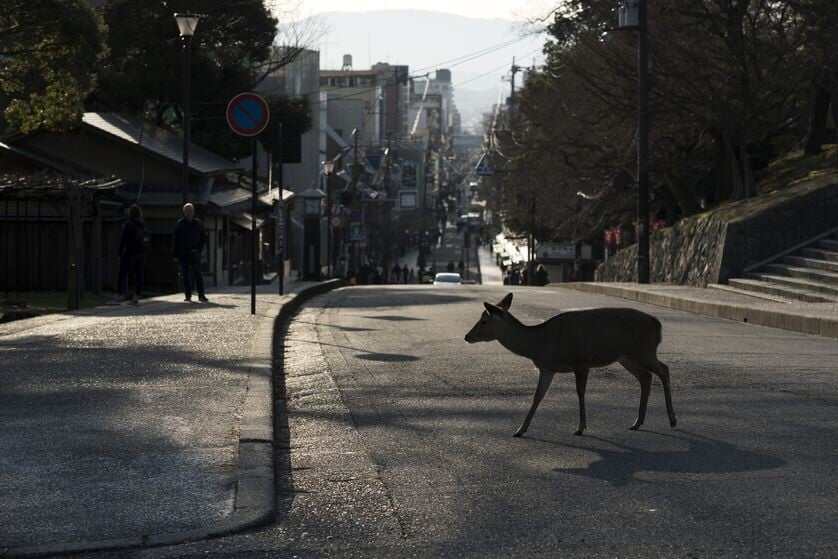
[653,316,663,347]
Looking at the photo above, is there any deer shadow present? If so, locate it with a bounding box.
[539,430,785,487]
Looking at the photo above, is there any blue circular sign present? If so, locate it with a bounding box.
[226,92,270,137]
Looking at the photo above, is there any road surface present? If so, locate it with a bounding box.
[81,285,838,558]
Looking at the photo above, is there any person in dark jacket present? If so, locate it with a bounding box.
[119,204,146,305]
[173,203,208,302]
[535,264,550,286]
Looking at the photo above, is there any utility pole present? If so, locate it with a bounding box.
[383,140,392,279]
[637,0,650,284]
[351,128,361,273]
[509,57,522,121]
[275,121,284,295]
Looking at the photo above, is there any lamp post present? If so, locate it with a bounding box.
[300,188,325,280]
[323,159,336,278]
[617,0,650,283]
[174,13,201,205]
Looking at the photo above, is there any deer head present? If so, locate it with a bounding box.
[464,293,514,343]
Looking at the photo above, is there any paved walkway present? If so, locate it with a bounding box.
[478,246,503,285]
[0,279,312,550]
[563,282,838,339]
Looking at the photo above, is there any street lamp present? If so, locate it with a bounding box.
[323,159,336,277]
[300,188,325,280]
[616,0,649,284]
[174,13,201,205]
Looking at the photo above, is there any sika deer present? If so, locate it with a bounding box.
[464,293,676,437]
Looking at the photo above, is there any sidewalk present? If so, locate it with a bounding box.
[562,282,838,339]
[0,278,342,556]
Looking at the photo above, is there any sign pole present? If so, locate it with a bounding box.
[225,91,270,314]
[251,137,258,315]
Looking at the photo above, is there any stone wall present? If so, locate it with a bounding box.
[596,175,838,286]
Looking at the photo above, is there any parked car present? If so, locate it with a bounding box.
[433,273,462,285]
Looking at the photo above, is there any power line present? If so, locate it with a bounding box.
[410,36,529,74]
[260,36,540,105]
[453,48,542,89]
[319,46,543,107]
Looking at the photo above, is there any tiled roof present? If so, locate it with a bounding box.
[0,141,123,196]
[0,169,122,196]
[82,113,240,175]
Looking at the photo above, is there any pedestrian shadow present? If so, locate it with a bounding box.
[542,430,785,487]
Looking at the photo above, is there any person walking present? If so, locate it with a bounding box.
[119,204,146,305]
[535,264,550,286]
[174,203,208,302]
[402,264,409,284]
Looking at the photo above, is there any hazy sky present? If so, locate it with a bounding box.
[290,0,557,21]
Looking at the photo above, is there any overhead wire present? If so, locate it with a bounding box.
[258,36,542,106]
[313,45,543,108]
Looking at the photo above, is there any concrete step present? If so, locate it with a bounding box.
[762,263,838,285]
[710,281,794,303]
[727,278,838,303]
[818,238,838,251]
[783,255,838,273]
[800,247,838,262]
[748,272,838,297]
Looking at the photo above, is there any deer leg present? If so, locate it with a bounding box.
[620,359,651,431]
[573,368,589,436]
[514,369,554,437]
[652,360,677,428]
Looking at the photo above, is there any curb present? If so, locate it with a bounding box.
[3,279,348,558]
[562,282,838,339]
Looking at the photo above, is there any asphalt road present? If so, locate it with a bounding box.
[82,285,838,558]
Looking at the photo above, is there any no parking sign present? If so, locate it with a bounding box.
[226,92,270,137]
[227,92,271,314]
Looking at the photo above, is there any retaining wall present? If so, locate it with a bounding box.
[596,175,838,286]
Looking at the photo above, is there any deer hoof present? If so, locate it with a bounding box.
[513,430,525,438]
[629,424,641,431]
[670,417,678,428]
[573,429,584,436]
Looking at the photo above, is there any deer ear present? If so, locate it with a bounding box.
[498,293,513,310]
[484,302,504,316]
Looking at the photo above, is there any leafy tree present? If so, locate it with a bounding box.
[788,0,838,154]
[0,0,106,133]
[504,0,822,247]
[259,95,312,162]
[92,0,311,158]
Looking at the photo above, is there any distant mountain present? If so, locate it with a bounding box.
[295,10,545,128]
